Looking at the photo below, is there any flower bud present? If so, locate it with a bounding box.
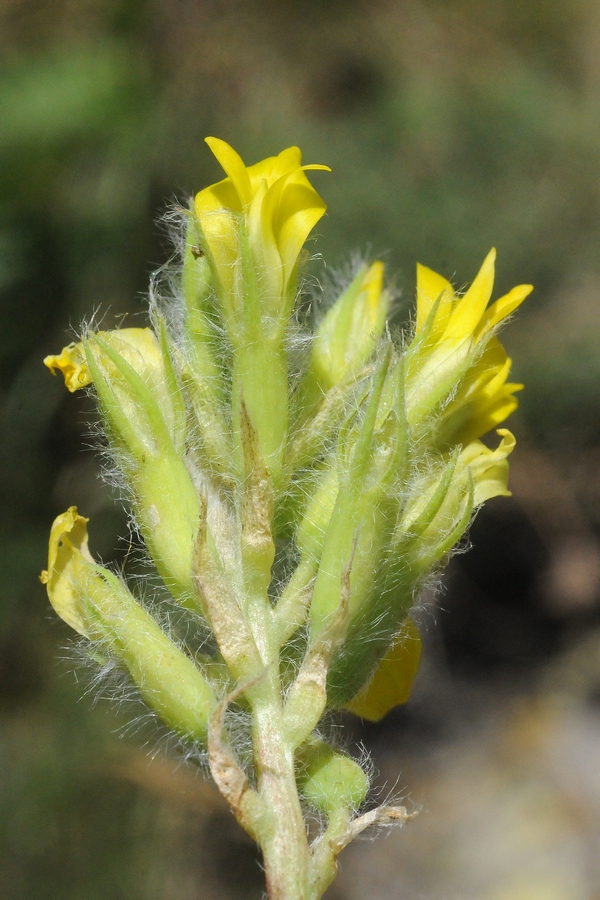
[387,429,515,597]
[296,740,369,813]
[299,262,389,419]
[325,426,514,709]
[295,465,339,562]
[296,352,411,707]
[45,327,180,451]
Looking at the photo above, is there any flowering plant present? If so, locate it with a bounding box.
[42,138,531,900]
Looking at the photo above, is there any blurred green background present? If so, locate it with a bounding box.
[2,1,600,898]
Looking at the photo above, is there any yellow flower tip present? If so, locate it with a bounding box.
[44,328,161,394]
[41,506,94,637]
[204,136,253,207]
[364,260,385,314]
[414,249,533,366]
[44,344,91,392]
[201,137,330,207]
[485,246,497,266]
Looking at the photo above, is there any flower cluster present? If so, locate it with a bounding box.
[41,138,531,900]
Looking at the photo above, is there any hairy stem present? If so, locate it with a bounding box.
[252,682,311,900]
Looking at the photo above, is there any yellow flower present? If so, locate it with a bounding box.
[195,137,330,327]
[45,327,164,391]
[406,248,532,441]
[40,508,216,742]
[44,327,177,443]
[397,428,516,555]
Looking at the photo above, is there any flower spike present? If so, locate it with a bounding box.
[41,138,532,900]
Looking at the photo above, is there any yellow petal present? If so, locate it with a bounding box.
[415,262,455,334]
[44,343,90,392]
[276,180,327,289]
[194,178,241,218]
[249,174,284,302]
[204,136,252,207]
[447,388,522,447]
[439,335,523,444]
[476,282,533,339]
[443,341,512,418]
[247,145,329,192]
[462,336,510,390]
[469,389,521,437]
[345,618,422,721]
[248,145,301,187]
[443,248,496,342]
[40,506,94,637]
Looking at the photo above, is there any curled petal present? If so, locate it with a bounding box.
[44,343,90,392]
[462,428,516,506]
[204,136,252,207]
[40,506,94,637]
[274,177,327,290]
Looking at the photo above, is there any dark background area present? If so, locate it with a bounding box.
[2,1,600,897]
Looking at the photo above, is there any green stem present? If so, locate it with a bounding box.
[308,806,352,900]
[238,580,311,900]
[252,685,311,900]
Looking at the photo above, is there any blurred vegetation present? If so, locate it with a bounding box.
[2,1,600,897]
